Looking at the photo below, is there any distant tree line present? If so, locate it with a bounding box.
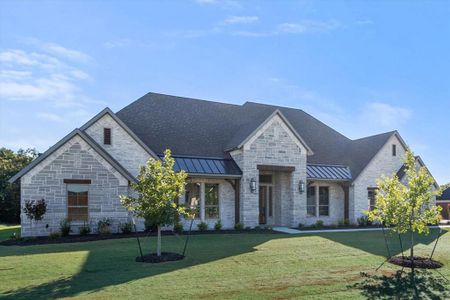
[0,148,37,224]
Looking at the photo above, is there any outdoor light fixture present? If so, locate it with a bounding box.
[299,180,305,194]
[250,178,257,193]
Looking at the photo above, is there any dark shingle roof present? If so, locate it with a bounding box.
[438,187,450,201]
[116,92,398,180]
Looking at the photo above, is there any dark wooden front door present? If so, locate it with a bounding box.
[259,186,267,224]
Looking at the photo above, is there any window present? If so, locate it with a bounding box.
[307,186,316,217]
[185,183,200,218]
[67,184,89,221]
[392,144,396,156]
[104,128,111,145]
[205,184,219,219]
[368,188,377,211]
[319,187,329,216]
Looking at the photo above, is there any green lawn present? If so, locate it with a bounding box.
[0,226,449,299]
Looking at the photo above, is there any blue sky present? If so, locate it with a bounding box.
[0,0,449,184]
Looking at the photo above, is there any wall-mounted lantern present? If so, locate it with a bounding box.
[299,179,305,194]
[250,178,257,193]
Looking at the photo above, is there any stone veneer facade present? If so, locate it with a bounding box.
[18,110,411,236]
[21,136,130,236]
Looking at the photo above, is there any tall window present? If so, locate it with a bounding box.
[67,185,89,221]
[368,188,377,211]
[103,128,111,145]
[307,186,316,217]
[392,144,396,156]
[185,183,200,218]
[205,184,219,219]
[319,187,329,216]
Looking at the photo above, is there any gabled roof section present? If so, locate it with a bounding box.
[80,107,158,159]
[8,129,136,183]
[397,155,440,189]
[227,109,314,155]
[438,186,450,201]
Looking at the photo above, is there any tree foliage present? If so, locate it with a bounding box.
[0,148,38,223]
[368,150,443,272]
[368,151,442,235]
[120,149,189,256]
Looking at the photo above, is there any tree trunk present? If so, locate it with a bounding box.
[410,229,415,279]
[157,225,161,257]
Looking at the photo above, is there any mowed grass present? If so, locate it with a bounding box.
[0,226,449,299]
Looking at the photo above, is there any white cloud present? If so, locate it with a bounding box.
[278,20,341,34]
[0,43,98,108]
[363,102,412,127]
[103,39,132,49]
[223,16,258,25]
[193,0,241,8]
[37,112,64,123]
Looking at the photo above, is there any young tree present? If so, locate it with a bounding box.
[368,151,442,273]
[120,149,189,256]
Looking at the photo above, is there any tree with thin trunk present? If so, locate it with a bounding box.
[368,151,443,277]
[120,149,189,257]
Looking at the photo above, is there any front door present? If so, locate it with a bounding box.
[259,185,274,225]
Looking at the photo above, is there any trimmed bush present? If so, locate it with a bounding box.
[298,223,304,229]
[357,216,372,227]
[234,223,243,231]
[49,231,61,240]
[197,222,208,231]
[173,222,184,234]
[214,220,222,231]
[79,223,91,235]
[59,219,71,236]
[98,218,112,235]
[120,222,133,234]
[315,220,324,228]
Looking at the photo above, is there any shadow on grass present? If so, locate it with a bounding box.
[352,270,450,299]
[316,228,447,258]
[0,233,279,299]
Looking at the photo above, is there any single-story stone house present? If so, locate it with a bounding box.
[437,187,450,220]
[10,92,438,236]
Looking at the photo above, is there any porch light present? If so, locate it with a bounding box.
[250,178,257,193]
[299,180,305,194]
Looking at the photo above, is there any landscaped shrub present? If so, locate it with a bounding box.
[59,219,71,236]
[298,223,303,229]
[344,219,350,226]
[214,220,222,231]
[79,223,91,235]
[49,231,61,239]
[337,219,345,227]
[315,220,324,228]
[234,223,243,231]
[357,216,372,227]
[120,222,133,234]
[173,222,184,234]
[23,199,47,221]
[197,222,208,231]
[98,218,112,235]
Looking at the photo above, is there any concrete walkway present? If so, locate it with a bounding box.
[272,225,450,234]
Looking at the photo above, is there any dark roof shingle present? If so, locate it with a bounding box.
[116,92,398,180]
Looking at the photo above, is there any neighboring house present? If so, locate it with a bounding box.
[437,186,450,220]
[9,92,437,236]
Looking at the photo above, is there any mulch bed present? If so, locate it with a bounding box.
[0,229,279,246]
[388,256,443,269]
[135,252,184,263]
